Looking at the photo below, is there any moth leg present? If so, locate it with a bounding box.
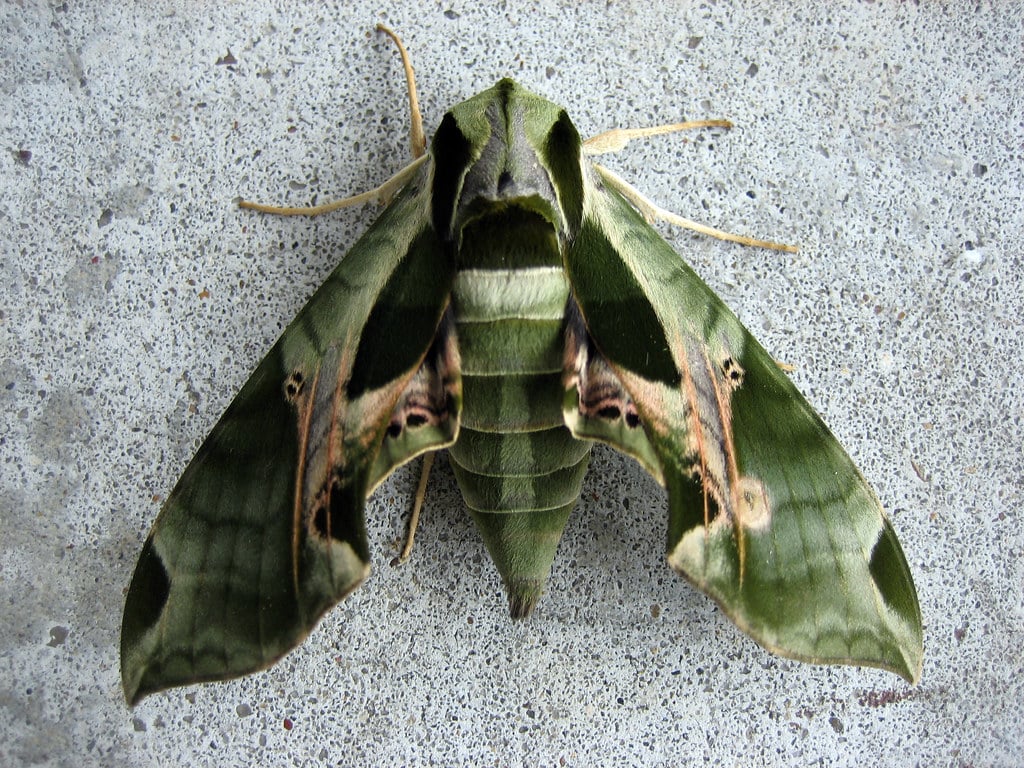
[238,154,427,216]
[583,120,732,155]
[376,24,426,159]
[593,163,798,253]
[238,23,428,218]
[394,452,435,565]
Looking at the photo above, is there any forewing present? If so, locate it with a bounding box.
[121,170,460,704]
[563,173,923,682]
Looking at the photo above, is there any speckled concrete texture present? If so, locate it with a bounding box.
[2,1,1021,765]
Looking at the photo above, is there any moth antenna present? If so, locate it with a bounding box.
[377,24,427,159]
[238,25,427,217]
[583,120,732,155]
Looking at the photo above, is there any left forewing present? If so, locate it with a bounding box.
[121,168,461,704]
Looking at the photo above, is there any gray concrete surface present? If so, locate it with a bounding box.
[2,1,1022,765]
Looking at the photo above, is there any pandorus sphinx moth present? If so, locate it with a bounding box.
[121,27,922,704]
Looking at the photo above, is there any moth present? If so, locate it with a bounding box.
[121,28,922,704]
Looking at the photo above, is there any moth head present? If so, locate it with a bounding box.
[430,79,584,241]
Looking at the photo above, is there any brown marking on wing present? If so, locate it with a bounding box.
[290,365,321,596]
[700,347,746,582]
[565,304,643,431]
[322,347,353,548]
[386,355,451,437]
[677,340,712,535]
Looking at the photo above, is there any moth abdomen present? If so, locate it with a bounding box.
[447,207,591,616]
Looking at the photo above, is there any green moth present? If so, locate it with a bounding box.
[121,33,922,705]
